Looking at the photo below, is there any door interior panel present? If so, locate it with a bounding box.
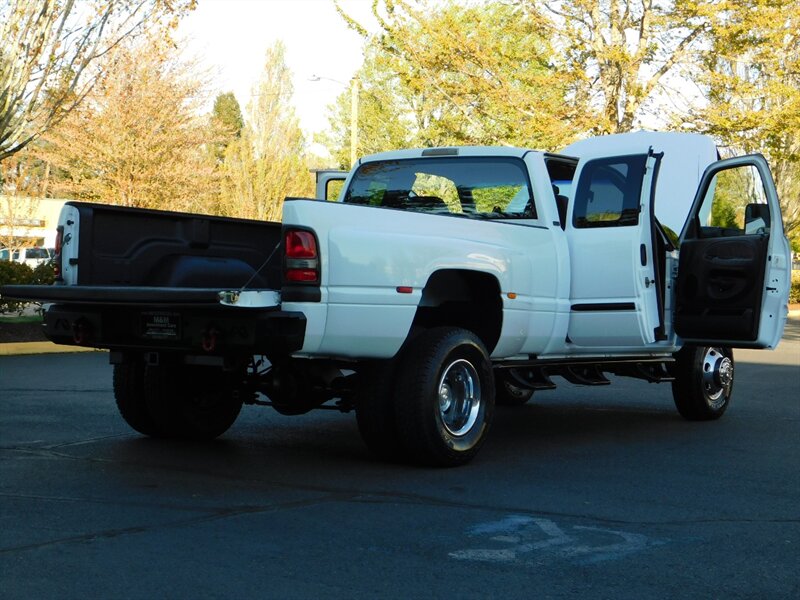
[674,236,768,340]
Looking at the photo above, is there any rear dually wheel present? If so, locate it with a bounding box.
[113,361,160,436]
[394,327,495,467]
[144,364,243,440]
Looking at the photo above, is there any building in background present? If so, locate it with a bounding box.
[0,196,68,252]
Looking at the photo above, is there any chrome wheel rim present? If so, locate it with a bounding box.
[701,347,733,407]
[438,359,481,437]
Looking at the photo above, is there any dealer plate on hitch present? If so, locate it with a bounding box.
[141,312,181,339]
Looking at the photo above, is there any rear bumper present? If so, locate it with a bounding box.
[41,303,306,357]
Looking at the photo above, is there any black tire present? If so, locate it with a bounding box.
[494,369,535,406]
[144,364,243,440]
[355,361,403,461]
[671,345,734,421]
[395,327,495,467]
[113,362,160,436]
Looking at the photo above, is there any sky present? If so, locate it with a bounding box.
[178,0,378,150]
[177,1,697,154]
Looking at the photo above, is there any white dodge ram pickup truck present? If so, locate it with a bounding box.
[2,132,791,466]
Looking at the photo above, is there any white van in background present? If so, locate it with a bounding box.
[0,247,54,268]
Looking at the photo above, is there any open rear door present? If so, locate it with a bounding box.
[565,151,663,350]
[674,154,791,348]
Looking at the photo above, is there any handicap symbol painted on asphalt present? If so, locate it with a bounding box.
[449,514,666,565]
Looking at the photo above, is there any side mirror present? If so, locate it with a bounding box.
[744,203,770,234]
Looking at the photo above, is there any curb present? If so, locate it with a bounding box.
[0,342,103,356]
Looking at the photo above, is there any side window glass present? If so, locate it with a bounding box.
[573,155,646,228]
[696,165,769,238]
[325,179,344,201]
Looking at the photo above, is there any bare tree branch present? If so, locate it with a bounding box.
[0,0,195,163]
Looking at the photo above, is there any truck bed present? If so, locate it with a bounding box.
[0,202,302,356]
[64,202,283,289]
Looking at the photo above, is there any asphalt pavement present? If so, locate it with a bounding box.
[1,322,798,599]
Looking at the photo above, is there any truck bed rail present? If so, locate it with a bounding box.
[0,285,273,307]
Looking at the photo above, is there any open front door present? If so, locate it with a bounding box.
[675,154,791,348]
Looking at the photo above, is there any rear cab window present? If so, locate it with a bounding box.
[343,157,536,220]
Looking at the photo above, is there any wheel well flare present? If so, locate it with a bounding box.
[411,270,502,352]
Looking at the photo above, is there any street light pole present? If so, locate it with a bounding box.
[309,74,359,169]
[350,77,359,168]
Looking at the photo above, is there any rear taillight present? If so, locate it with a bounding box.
[284,229,319,284]
[53,225,64,280]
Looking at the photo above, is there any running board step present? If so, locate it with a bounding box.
[504,367,557,391]
[608,362,675,383]
[559,365,611,386]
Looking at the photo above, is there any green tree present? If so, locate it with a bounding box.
[0,0,196,162]
[335,0,573,153]
[219,42,312,221]
[210,91,244,162]
[520,0,720,134]
[691,0,800,240]
[709,197,739,230]
[213,92,244,137]
[334,0,724,150]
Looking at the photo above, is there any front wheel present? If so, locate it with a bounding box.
[395,327,494,467]
[671,345,734,421]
